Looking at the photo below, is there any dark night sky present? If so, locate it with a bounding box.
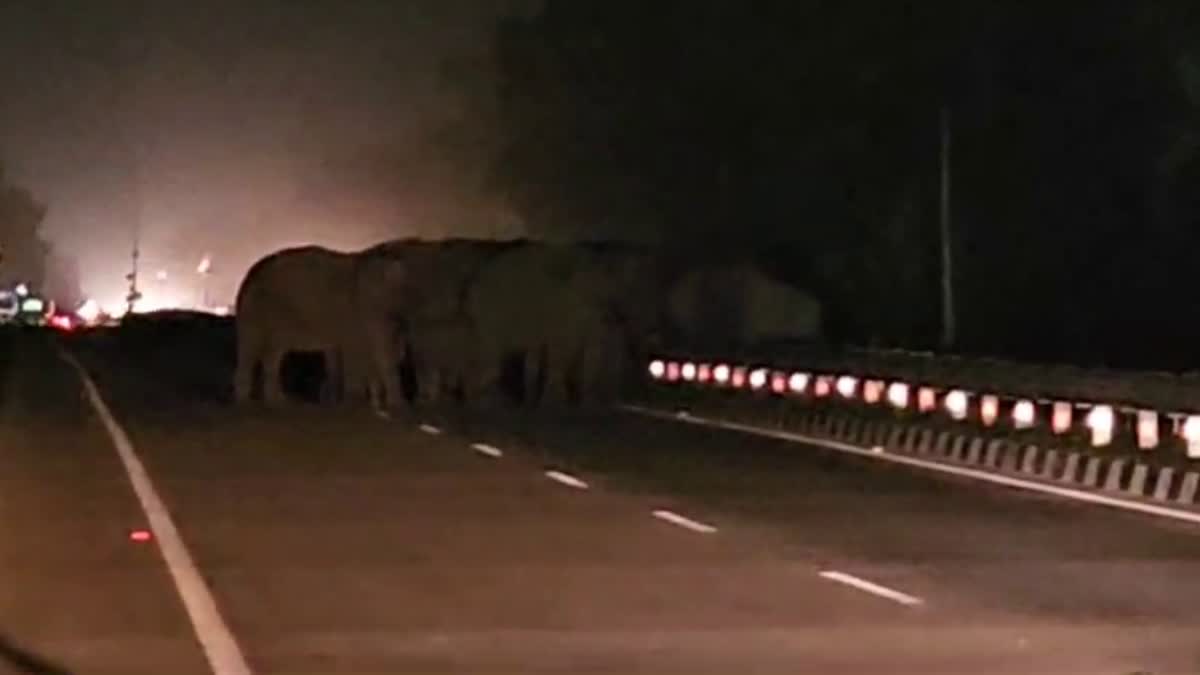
[0,1,532,311]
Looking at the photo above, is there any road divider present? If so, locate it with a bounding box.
[624,404,1200,527]
[545,470,589,490]
[652,509,718,534]
[818,570,923,607]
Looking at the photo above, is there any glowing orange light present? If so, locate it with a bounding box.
[1136,410,1158,450]
[1086,405,1115,446]
[680,363,696,381]
[836,376,858,399]
[1182,416,1200,459]
[980,395,999,427]
[648,360,665,379]
[770,372,787,394]
[788,372,809,394]
[713,364,731,384]
[748,368,769,390]
[731,367,747,388]
[1012,400,1035,429]
[917,387,937,412]
[814,376,832,397]
[944,390,968,420]
[1052,402,1072,434]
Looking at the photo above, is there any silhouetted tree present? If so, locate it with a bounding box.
[482,0,1200,365]
[0,164,50,291]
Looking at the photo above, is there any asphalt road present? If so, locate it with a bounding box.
[3,328,1198,674]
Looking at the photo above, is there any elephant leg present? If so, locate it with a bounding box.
[339,348,366,405]
[375,355,404,411]
[418,363,441,405]
[461,344,500,409]
[539,343,572,409]
[320,348,342,404]
[234,351,257,405]
[262,346,288,407]
[364,324,405,411]
[522,346,544,408]
[582,334,622,407]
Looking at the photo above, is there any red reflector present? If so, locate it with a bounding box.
[814,377,831,397]
[731,367,747,388]
[666,362,680,381]
[130,529,153,542]
[770,373,787,393]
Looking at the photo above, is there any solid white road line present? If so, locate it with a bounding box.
[62,352,252,675]
[471,443,503,458]
[544,470,589,490]
[819,570,924,607]
[622,405,1200,527]
[418,423,442,435]
[652,509,718,534]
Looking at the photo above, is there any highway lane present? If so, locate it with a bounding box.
[0,332,210,674]
[51,329,1198,673]
[429,407,1200,673]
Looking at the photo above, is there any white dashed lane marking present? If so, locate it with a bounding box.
[652,509,718,534]
[819,570,924,607]
[471,443,503,458]
[418,424,442,435]
[544,470,589,490]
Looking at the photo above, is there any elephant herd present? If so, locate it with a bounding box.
[233,238,821,411]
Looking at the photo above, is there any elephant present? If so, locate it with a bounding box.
[353,237,526,408]
[573,241,673,381]
[665,262,822,351]
[404,311,486,405]
[464,243,625,408]
[234,246,362,406]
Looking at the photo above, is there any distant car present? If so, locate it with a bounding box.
[0,290,17,324]
[48,312,76,332]
[17,296,47,326]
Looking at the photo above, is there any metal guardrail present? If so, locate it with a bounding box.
[643,353,1200,463]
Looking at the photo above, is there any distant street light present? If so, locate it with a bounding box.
[197,254,212,309]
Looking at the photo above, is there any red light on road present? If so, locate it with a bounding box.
[129,529,153,543]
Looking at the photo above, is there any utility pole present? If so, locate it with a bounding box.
[939,105,955,350]
[125,236,141,315]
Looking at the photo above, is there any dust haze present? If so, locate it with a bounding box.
[0,1,534,312]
